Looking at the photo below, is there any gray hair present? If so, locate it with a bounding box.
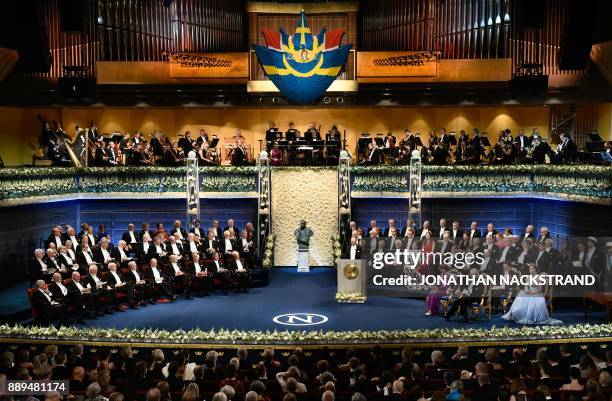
[351,393,367,401]
[220,385,235,401]
[212,392,228,401]
[86,382,102,398]
[244,391,258,401]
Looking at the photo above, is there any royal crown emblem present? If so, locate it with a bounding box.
[252,11,352,103]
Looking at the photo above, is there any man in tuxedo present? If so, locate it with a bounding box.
[584,237,604,287]
[236,230,256,267]
[206,252,229,295]
[363,141,381,165]
[48,272,84,323]
[383,219,398,237]
[400,219,416,237]
[167,255,192,299]
[484,223,498,238]
[107,262,138,308]
[65,227,79,246]
[553,132,578,164]
[146,258,174,301]
[124,261,152,305]
[444,269,484,323]
[46,227,65,249]
[85,264,117,314]
[303,123,321,142]
[449,221,463,243]
[437,219,450,239]
[112,240,133,269]
[436,233,454,255]
[178,131,193,156]
[139,222,152,241]
[224,219,241,238]
[66,271,97,320]
[210,220,223,239]
[196,129,209,145]
[342,236,362,260]
[285,122,299,141]
[386,228,400,250]
[31,280,68,325]
[231,139,248,166]
[537,227,550,244]
[170,220,187,242]
[203,230,219,259]
[45,248,63,274]
[468,221,481,242]
[366,220,379,237]
[190,253,211,297]
[122,223,140,249]
[534,242,552,272]
[93,240,114,270]
[147,236,168,261]
[404,228,417,250]
[523,224,536,240]
[166,236,184,259]
[227,252,250,293]
[184,233,202,258]
[189,219,205,239]
[30,249,53,284]
[220,230,237,261]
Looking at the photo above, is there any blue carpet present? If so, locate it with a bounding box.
[66,268,604,331]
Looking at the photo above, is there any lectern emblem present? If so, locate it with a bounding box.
[273,313,328,326]
[343,263,359,279]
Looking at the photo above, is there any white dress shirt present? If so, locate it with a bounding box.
[350,245,357,260]
[128,231,137,243]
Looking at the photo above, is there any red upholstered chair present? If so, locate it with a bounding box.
[26,288,39,321]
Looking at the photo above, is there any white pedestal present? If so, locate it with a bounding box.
[297,250,310,272]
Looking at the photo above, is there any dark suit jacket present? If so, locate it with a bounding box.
[449,229,464,243]
[223,226,241,237]
[31,289,54,320]
[471,383,499,401]
[48,282,67,302]
[342,245,362,260]
[147,243,167,260]
[166,241,184,256]
[205,259,225,274]
[122,231,140,244]
[169,228,188,240]
[219,238,237,255]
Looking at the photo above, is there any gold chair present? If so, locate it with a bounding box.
[471,285,493,320]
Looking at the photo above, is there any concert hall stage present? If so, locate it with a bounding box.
[14,268,600,333]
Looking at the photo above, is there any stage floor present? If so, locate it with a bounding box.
[48,267,601,332]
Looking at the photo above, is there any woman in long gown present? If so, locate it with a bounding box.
[425,265,450,316]
[502,264,562,325]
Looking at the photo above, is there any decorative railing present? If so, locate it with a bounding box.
[0,167,258,202]
[0,166,610,203]
[351,165,612,202]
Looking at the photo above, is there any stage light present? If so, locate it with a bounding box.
[336,97,344,104]
[323,97,331,104]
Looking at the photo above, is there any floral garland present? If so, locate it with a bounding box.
[262,235,276,269]
[331,234,342,266]
[350,165,611,199]
[0,167,258,200]
[0,323,610,345]
[335,291,367,303]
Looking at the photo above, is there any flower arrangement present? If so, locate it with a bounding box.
[349,165,611,200]
[331,234,343,266]
[0,323,609,345]
[335,291,367,303]
[262,235,276,269]
[0,167,258,200]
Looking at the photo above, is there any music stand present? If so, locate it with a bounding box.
[414,137,423,147]
[481,137,491,147]
[448,134,457,146]
[209,138,219,148]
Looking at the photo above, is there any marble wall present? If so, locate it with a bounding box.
[271,168,338,266]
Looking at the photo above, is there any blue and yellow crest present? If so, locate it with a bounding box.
[252,11,352,103]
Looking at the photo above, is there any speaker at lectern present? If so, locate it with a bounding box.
[336,259,366,302]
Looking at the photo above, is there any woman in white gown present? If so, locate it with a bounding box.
[502,265,563,325]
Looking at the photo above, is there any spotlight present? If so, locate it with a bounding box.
[272,97,279,104]
[336,97,344,104]
[323,97,331,104]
